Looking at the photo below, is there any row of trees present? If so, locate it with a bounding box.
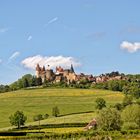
[10,74,42,90]
[92,80,128,92]
[95,95,139,111]
[9,106,60,129]
[0,85,11,93]
[0,74,43,94]
[0,72,140,99]
[92,79,140,98]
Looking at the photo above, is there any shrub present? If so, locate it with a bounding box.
[136,98,140,105]
[108,80,120,91]
[97,108,121,131]
[122,95,133,107]
[95,98,106,110]
[121,104,140,129]
[114,103,123,110]
[44,114,49,119]
[122,122,139,130]
[33,114,43,121]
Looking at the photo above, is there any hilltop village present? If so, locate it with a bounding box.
[35,64,124,84]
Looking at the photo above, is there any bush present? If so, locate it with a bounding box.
[121,104,140,129]
[122,122,139,130]
[44,114,49,119]
[97,108,121,131]
[122,95,133,107]
[114,103,123,110]
[95,98,106,110]
[33,114,43,121]
[136,98,140,105]
[108,80,120,91]
[123,82,140,98]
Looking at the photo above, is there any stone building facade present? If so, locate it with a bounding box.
[35,64,77,83]
[36,64,123,84]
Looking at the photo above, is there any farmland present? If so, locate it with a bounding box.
[0,88,124,128]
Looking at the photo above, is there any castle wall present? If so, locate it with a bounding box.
[35,64,76,83]
[36,71,40,78]
[46,69,54,81]
[66,73,77,83]
[63,70,70,77]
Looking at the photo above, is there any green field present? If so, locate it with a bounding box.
[0,88,124,128]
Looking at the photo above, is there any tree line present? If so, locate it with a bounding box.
[0,72,140,99]
[9,106,60,129]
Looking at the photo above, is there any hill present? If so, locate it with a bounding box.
[0,88,124,128]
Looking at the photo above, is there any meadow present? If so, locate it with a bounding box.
[0,88,124,128]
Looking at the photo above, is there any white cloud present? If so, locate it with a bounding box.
[0,28,9,33]
[120,41,140,53]
[9,51,20,61]
[45,17,58,27]
[21,55,81,70]
[27,35,32,41]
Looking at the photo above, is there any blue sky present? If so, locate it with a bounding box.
[0,0,140,84]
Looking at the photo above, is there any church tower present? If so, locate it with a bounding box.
[70,64,75,73]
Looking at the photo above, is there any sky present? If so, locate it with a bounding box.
[0,0,140,84]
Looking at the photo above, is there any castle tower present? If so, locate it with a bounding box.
[36,64,41,78]
[46,69,54,81]
[70,64,75,73]
[56,66,64,74]
[42,66,45,71]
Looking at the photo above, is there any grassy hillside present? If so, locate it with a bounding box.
[27,112,96,126]
[0,88,124,128]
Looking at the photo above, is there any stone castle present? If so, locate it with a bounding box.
[36,64,124,84]
[36,64,77,83]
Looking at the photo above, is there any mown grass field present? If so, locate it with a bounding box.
[0,88,124,128]
[27,112,96,126]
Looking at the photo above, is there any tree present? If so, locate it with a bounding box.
[33,114,43,121]
[0,85,11,93]
[95,98,106,110]
[23,78,29,88]
[44,114,49,119]
[31,76,37,86]
[10,82,18,91]
[52,106,60,117]
[17,79,23,89]
[97,108,121,131]
[123,82,140,98]
[10,74,33,90]
[22,74,33,86]
[121,104,140,129]
[9,111,27,129]
[108,80,119,91]
[118,80,128,92]
[122,95,133,107]
[36,77,42,86]
[114,103,123,111]
[136,98,140,105]
[33,114,43,130]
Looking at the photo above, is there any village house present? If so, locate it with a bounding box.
[36,64,124,84]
